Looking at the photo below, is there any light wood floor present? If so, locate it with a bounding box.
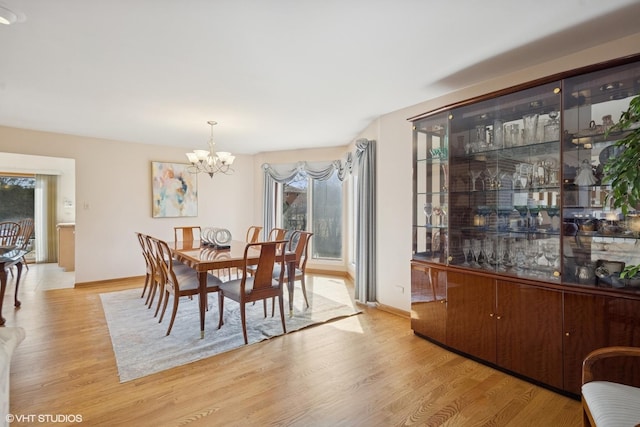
[3,264,581,426]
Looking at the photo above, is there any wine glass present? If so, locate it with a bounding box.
[462,239,471,266]
[423,202,433,226]
[469,170,482,191]
[543,240,559,269]
[471,239,482,267]
[528,206,541,231]
[440,203,448,227]
[486,166,499,189]
[514,206,529,230]
[432,205,442,227]
[483,238,495,270]
[497,208,513,231]
[547,206,560,231]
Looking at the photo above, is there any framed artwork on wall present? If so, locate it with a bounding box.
[151,161,198,218]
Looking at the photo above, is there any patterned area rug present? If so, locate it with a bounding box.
[100,283,360,382]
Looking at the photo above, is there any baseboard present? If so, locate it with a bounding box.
[375,303,410,319]
[305,268,349,277]
[74,275,144,288]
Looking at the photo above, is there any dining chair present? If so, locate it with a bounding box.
[217,240,288,344]
[154,237,222,336]
[0,222,20,246]
[270,231,313,312]
[174,226,201,243]
[245,226,263,243]
[135,232,153,299]
[15,218,34,269]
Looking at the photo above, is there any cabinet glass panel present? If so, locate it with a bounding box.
[413,112,449,263]
[448,82,562,282]
[562,59,640,290]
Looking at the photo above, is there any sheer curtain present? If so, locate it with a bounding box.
[34,174,58,263]
[262,138,377,303]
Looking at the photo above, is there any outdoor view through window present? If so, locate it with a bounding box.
[281,171,342,260]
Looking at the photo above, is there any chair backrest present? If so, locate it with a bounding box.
[0,222,20,246]
[136,232,152,272]
[174,226,201,242]
[151,237,179,293]
[268,228,287,241]
[289,231,313,270]
[244,240,287,295]
[246,225,263,243]
[268,228,288,251]
[15,218,34,250]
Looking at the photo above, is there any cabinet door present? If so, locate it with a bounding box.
[496,280,563,389]
[446,271,496,362]
[564,293,640,392]
[563,292,609,395]
[411,263,446,343]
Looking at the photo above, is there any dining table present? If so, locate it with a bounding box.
[170,239,296,339]
[0,246,27,326]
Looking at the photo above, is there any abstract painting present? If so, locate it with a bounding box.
[151,162,198,218]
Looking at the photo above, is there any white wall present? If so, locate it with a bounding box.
[0,127,254,284]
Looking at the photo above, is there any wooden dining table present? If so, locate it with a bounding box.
[170,240,296,338]
[0,246,27,326]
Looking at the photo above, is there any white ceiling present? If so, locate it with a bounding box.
[1,0,640,155]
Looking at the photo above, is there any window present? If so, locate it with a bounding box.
[279,170,343,260]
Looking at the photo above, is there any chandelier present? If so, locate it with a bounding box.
[186,121,235,178]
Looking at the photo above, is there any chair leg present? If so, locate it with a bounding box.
[278,294,287,334]
[21,257,29,270]
[217,293,224,329]
[146,280,157,309]
[153,284,164,318]
[263,299,268,317]
[300,275,309,308]
[165,294,179,336]
[141,273,150,298]
[158,291,169,323]
[241,303,248,344]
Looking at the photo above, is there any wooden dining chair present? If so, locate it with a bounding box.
[174,226,201,242]
[270,231,313,312]
[154,237,222,336]
[15,218,34,269]
[246,226,263,243]
[0,222,20,246]
[217,240,288,344]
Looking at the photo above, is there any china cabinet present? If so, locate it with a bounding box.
[410,55,640,397]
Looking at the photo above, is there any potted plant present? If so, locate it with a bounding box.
[603,94,640,285]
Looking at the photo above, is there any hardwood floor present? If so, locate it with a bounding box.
[3,265,581,426]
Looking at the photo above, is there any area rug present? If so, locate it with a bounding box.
[100,284,360,382]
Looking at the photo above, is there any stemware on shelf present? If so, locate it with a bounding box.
[462,239,471,266]
[423,202,433,226]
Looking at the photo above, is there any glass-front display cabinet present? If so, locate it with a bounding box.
[411,57,640,292]
[412,112,449,264]
[447,81,562,282]
[562,60,640,289]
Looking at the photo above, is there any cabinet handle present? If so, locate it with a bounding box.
[489,313,494,317]
[496,316,502,320]
[440,300,446,304]
[565,332,570,337]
